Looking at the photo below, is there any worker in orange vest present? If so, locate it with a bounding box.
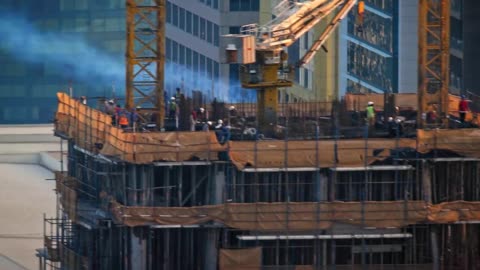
[118,109,129,129]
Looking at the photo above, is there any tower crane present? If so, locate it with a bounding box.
[222,0,357,134]
[122,0,451,132]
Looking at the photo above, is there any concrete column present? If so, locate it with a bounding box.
[214,164,225,204]
[203,229,219,270]
[128,165,137,206]
[422,160,433,203]
[431,228,440,270]
[314,172,329,201]
[130,228,147,270]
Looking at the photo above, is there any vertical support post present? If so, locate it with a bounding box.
[130,228,147,270]
[214,164,226,204]
[163,229,170,270]
[178,167,183,206]
[156,0,165,128]
[203,229,218,270]
[422,160,433,203]
[315,173,328,201]
[431,227,440,270]
[129,165,138,206]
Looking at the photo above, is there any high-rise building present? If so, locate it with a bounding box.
[0,0,126,124]
[339,0,420,95]
[164,0,260,101]
[451,0,480,96]
[339,0,480,98]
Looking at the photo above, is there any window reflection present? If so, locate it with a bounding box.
[364,0,393,13]
[348,10,393,53]
[347,42,393,92]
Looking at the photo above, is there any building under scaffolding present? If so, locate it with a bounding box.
[38,92,480,270]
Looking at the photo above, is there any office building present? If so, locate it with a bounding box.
[339,0,420,95]
[0,0,125,124]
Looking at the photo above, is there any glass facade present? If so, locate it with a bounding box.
[167,1,219,47]
[0,0,125,124]
[348,10,393,53]
[364,0,394,14]
[449,1,464,91]
[199,0,219,10]
[345,1,397,93]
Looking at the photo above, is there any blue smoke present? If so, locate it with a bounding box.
[0,12,256,103]
[164,61,256,103]
[0,12,125,88]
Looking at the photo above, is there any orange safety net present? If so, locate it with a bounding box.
[111,200,413,229]
[228,139,416,170]
[110,200,480,230]
[55,92,225,163]
[219,247,261,270]
[228,128,480,170]
[417,128,480,158]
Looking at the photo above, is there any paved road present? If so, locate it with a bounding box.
[0,253,29,270]
[0,164,56,270]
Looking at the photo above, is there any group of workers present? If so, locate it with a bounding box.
[188,105,233,144]
[364,94,471,134]
[103,99,139,130]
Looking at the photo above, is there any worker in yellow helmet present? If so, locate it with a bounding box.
[366,101,376,127]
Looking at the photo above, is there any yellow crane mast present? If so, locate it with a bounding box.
[417,0,450,128]
[126,0,166,129]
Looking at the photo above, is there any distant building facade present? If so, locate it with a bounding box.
[165,0,260,101]
[451,0,480,96]
[339,0,480,97]
[339,0,419,95]
[0,0,125,124]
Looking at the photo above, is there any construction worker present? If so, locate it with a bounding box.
[366,101,376,127]
[215,119,223,130]
[104,99,115,114]
[197,107,205,122]
[175,87,182,100]
[104,99,116,124]
[459,95,469,125]
[203,121,213,131]
[130,107,140,130]
[115,104,122,127]
[169,97,177,118]
[118,109,129,129]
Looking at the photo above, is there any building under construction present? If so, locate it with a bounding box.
[34,0,480,268]
[36,92,480,270]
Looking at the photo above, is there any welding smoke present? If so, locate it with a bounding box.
[0,12,125,89]
[164,61,255,103]
[0,12,254,103]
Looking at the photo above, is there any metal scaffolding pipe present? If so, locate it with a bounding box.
[237,233,413,241]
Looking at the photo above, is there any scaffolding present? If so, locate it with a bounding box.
[39,93,480,270]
